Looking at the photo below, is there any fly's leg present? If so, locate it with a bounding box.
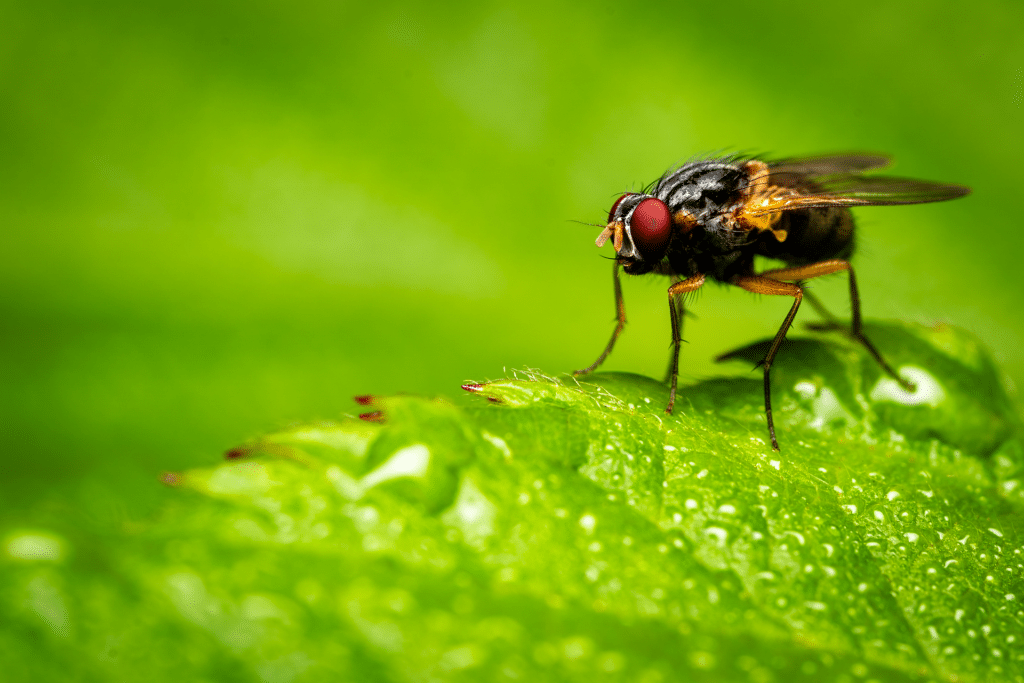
[663,275,684,384]
[759,259,913,391]
[575,261,626,375]
[732,276,804,451]
[665,274,706,414]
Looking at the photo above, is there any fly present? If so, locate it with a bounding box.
[574,153,970,451]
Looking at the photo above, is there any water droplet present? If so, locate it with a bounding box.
[785,531,806,545]
[705,527,728,546]
[685,499,698,510]
[887,491,900,501]
[579,514,596,533]
[990,528,1005,538]
[770,460,781,470]
[696,469,708,479]
[482,431,512,458]
[718,504,736,514]
[598,651,627,672]
[361,444,431,489]
[842,505,858,514]
[870,366,946,407]
[563,636,594,661]
[874,510,885,521]
[4,532,64,562]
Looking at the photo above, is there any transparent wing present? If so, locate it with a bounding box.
[746,155,970,216]
[768,153,892,176]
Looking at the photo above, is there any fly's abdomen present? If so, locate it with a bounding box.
[757,206,855,264]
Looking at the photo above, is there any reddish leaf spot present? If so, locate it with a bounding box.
[160,472,183,486]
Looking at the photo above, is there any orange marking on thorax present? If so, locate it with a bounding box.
[733,160,792,242]
[672,209,698,234]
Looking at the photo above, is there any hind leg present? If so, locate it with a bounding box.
[759,259,912,391]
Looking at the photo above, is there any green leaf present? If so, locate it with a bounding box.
[3,322,1023,682]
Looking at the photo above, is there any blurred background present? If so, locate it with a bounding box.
[2,0,1022,519]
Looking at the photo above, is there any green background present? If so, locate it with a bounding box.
[2,0,1022,519]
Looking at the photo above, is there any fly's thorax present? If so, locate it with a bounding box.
[656,160,748,218]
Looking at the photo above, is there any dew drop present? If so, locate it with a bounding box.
[705,527,728,546]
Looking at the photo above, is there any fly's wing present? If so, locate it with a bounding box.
[745,155,970,216]
[768,153,892,176]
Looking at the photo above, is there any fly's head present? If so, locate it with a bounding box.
[595,193,672,275]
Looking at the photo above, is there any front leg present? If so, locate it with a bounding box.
[575,261,627,376]
[665,274,706,414]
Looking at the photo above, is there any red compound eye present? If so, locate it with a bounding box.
[608,194,630,223]
[629,197,671,261]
